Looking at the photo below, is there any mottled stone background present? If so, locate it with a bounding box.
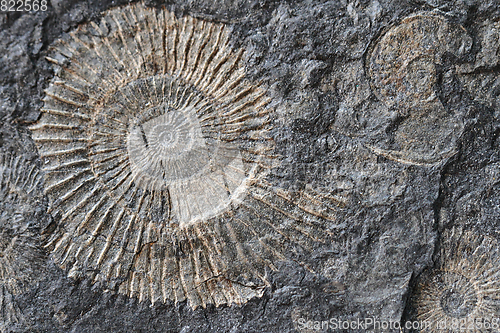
[0,0,499,332]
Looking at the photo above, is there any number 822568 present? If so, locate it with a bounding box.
[1,0,48,12]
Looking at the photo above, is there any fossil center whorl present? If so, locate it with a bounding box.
[127,102,209,185]
[87,74,254,226]
[438,272,477,318]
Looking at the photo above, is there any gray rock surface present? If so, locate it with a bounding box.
[0,0,499,332]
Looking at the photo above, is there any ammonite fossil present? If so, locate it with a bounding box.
[30,2,342,308]
[411,228,500,332]
[367,12,472,165]
[0,153,45,326]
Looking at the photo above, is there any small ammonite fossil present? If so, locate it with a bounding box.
[411,228,500,332]
[367,12,472,165]
[0,153,45,327]
[30,2,343,308]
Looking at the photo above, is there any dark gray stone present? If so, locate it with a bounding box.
[1,0,499,332]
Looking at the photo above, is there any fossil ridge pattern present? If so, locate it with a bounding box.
[0,153,45,328]
[367,12,472,165]
[29,2,343,308]
[411,228,500,332]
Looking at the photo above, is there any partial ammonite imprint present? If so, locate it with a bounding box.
[367,12,472,165]
[0,153,45,328]
[29,2,344,308]
[411,228,500,331]
[457,18,500,116]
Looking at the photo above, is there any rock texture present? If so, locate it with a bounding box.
[0,0,499,332]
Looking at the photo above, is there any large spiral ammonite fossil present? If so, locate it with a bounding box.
[0,153,45,326]
[29,3,343,308]
[367,12,472,165]
[411,229,500,332]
